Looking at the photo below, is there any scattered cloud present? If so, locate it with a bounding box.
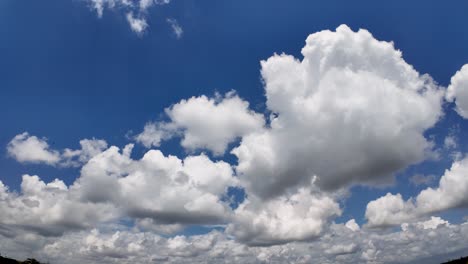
[409,174,436,186]
[7,133,107,168]
[7,132,61,165]
[366,156,468,227]
[87,0,173,35]
[167,18,183,39]
[126,12,148,35]
[135,92,265,156]
[446,64,468,118]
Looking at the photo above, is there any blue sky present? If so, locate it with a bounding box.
[1,0,468,263]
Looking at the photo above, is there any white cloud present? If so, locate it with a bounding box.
[7,133,107,168]
[2,220,468,264]
[446,64,468,118]
[416,216,450,230]
[345,219,360,232]
[1,143,238,238]
[76,144,238,226]
[167,18,183,39]
[365,193,417,227]
[233,25,443,200]
[324,243,359,256]
[126,12,148,35]
[87,0,172,35]
[366,156,468,227]
[7,132,61,165]
[136,92,265,156]
[62,138,109,167]
[134,122,173,148]
[0,175,116,237]
[226,186,341,246]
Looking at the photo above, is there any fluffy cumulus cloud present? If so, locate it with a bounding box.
[226,186,341,246]
[2,141,237,239]
[86,0,176,35]
[0,175,115,237]
[136,92,265,155]
[233,25,443,200]
[7,132,108,167]
[447,64,468,118]
[366,156,468,227]
[76,144,238,226]
[7,132,61,165]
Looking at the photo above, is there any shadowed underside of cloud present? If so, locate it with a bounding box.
[2,24,468,263]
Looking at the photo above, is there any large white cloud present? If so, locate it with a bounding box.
[7,132,108,168]
[136,92,265,155]
[446,64,468,118]
[233,24,443,199]
[366,156,468,227]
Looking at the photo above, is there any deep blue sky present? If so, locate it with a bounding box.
[1,0,468,226]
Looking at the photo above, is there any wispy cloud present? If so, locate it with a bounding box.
[167,18,183,39]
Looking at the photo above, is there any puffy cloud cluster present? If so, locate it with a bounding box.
[226,186,341,246]
[86,0,179,35]
[7,132,108,167]
[136,92,265,155]
[233,25,443,200]
[1,218,468,264]
[2,142,238,237]
[446,64,468,118]
[76,144,237,226]
[0,175,115,237]
[366,156,468,227]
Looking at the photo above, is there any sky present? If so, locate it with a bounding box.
[1,0,468,263]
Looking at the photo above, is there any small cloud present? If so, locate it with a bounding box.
[126,12,148,35]
[167,18,183,39]
[409,174,436,186]
[444,135,457,149]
